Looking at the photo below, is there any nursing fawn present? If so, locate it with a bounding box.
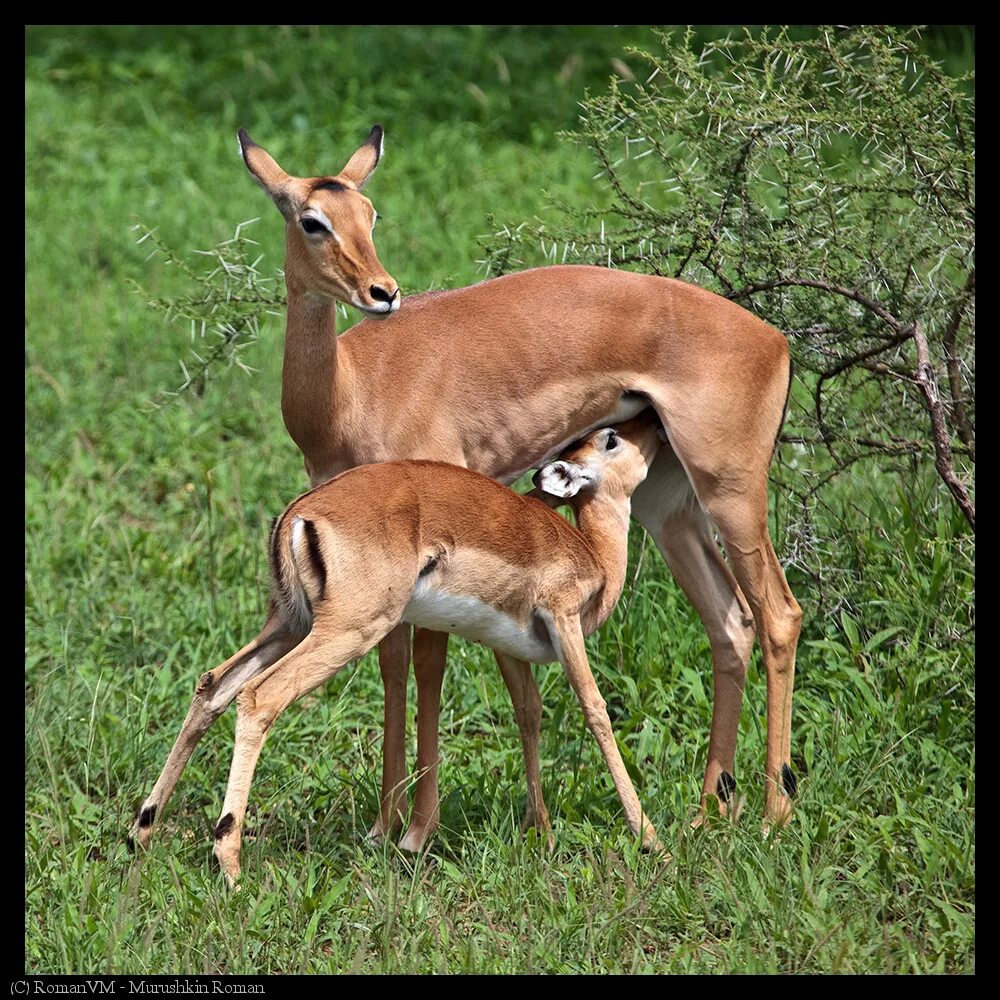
[137,414,664,884]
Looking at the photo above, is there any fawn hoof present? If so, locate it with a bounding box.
[216,852,242,889]
[642,833,671,862]
[214,843,241,887]
[129,804,157,850]
[221,865,241,890]
[214,813,242,886]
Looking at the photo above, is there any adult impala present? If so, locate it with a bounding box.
[132,126,801,854]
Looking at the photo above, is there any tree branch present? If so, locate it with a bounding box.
[942,267,976,459]
[729,277,904,331]
[912,322,975,531]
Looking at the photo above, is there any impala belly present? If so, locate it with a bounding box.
[495,391,651,485]
[402,579,557,663]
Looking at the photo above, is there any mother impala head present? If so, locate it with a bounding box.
[237,126,400,317]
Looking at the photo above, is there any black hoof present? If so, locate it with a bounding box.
[214,813,236,840]
[716,770,737,803]
[781,763,798,797]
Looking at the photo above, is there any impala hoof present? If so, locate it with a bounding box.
[399,822,436,853]
[366,822,388,844]
[781,763,798,798]
[716,770,737,803]
[642,835,671,862]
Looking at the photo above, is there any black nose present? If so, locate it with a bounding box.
[370,284,398,303]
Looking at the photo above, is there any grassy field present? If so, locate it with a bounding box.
[25,26,974,974]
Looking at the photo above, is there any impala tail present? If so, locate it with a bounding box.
[269,512,329,633]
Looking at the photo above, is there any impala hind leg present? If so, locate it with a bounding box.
[705,491,802,829]
[645,345,800,827]
[399,629,448,852]
[368,624,411,841]
[495,652,552,846]
[129,611,301,850]
[213,618,392,886]
[549,615,660,851]
[633,451,755,821]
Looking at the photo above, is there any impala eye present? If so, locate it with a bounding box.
[300,217,327,235]
[605,430,620,451]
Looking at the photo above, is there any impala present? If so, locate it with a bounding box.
[131,126,801,855]
[205,416,663,883]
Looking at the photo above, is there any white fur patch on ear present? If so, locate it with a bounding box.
[537,461,599,499]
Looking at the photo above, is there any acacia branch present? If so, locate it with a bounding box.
[942,267,976,459]
[734,277,909,452]
[729,277,904,330]
[912,322,975,531]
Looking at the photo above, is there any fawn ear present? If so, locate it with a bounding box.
[338,125,384,190]
[534,461,600,500]
[237,129,300,220]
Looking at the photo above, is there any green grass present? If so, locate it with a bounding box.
[25,26,974,974]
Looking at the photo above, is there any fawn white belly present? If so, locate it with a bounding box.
[402,584,557,663]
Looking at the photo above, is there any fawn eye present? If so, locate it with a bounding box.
[300,217,327,235]
[605,430,620,451]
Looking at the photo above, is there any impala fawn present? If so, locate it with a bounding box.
[136,414,665,883]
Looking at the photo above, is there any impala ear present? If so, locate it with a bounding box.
[534,461,600,500]
[237,129,300,220]
[338,125,384,190]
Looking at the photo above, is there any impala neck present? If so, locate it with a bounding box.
[574,495,633,635]
[281,286,349,478]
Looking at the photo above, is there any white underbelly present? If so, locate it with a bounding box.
[402,584,557,663]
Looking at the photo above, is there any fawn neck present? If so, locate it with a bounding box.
[574,494,633,635]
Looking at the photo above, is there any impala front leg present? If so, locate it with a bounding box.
[549,614,660,852]
[369,624,411,841]
[399,629,448,852]
[495,652,552,847]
